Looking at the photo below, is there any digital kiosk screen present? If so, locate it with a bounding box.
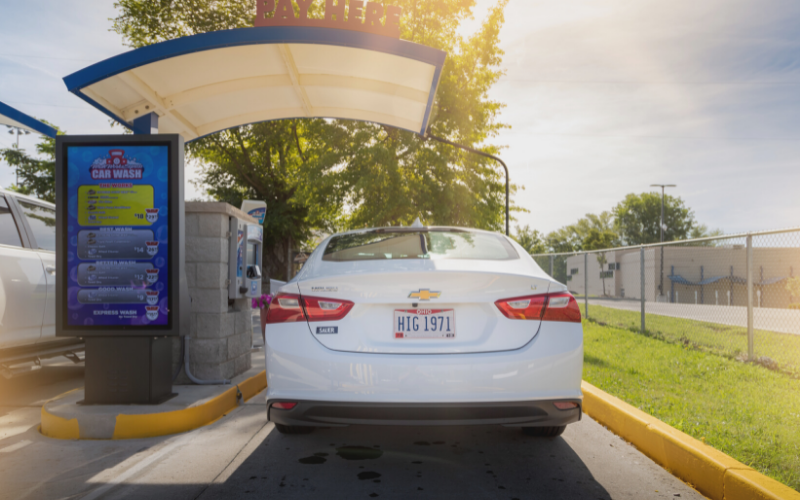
[65,145,170,327]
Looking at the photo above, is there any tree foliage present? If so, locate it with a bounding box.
[612,192,695,246]
[512,225,545,255]
[188,121,312,251]
[112,0,515,279]
[543,211,618,254]
[112,0,254,46]
[0,122,61,203]
[786,277,800,303]
[534,194,721,260]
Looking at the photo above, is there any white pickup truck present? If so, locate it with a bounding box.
[0,188,83,376]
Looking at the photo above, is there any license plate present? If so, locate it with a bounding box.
[394,309,456,339]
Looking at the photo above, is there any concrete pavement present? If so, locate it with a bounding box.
[0,357,705,500]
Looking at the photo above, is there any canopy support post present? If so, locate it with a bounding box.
[133,112,159,135]
[423,128,510,236]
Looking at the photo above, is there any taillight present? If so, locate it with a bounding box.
[265,293,354,324]
[265,293,306,324]
[542,293,582,323]
[495,295,547,320]
[303,296,354,322]
[272,402,297,410]
[495,292,581,323]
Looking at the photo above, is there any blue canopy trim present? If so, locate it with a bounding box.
[63,26,447,138]
[669,274,787,286]
[668,274,746,286]
[0,101,57,138]
[757,276,788,286]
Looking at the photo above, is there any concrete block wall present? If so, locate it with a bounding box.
[172,202,257,384]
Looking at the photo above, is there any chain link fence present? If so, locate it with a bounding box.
[532,227,800,376]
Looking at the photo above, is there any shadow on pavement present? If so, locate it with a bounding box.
[178,424,611,500]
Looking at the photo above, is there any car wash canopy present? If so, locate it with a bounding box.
[63,21,446,141]
[0,101,57,138]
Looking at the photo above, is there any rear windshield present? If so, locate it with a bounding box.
[322,230,519,262]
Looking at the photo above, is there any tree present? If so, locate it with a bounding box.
[544,211,619,254]
[541,212,618,285]
[612,192,696,245]
[281,0,516,231]
[513,225,545,254]
[689,224,724,245]
[112,0,516,278]
[0,122,61,203]
[188,122,313,260]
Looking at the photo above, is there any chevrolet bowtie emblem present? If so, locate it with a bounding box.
[409,289,441,301]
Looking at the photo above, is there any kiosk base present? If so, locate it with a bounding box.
[81,337,176,405]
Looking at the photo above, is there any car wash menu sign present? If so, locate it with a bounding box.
[62,143,172,329]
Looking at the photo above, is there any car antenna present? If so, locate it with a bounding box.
[411,217,423,228]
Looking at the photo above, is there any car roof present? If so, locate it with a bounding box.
[331,226,504,238]
[0,187,54,208]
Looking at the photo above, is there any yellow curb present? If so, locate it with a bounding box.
[42,371,267,440]
[238,369,269,402]
[581,381,800,500]
[40,406,79,440]
[112,385,239,439]
[725,469,800,500]
[39,388,84,440]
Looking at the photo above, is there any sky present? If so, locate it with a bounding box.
[1,0,798,235]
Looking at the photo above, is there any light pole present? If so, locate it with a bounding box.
[651,184,676,300]
[6,126,30,185]
[424,128,510,236]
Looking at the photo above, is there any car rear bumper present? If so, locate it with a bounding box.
[267,399,582,428]
[265,321,583,404]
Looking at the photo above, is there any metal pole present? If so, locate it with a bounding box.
[660,187,664,299]
[660,186,665,242]
[640,246,645,334]
[549,255,554,278]
[746,234,754,360]
[651,184,675,299]
[660,247,664,300]
[424,129,510,236]
[584,252,588,318]
[14,129,19,185]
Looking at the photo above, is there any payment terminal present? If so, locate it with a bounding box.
[228,218,263,299]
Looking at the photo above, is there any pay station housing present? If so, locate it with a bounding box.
[230,217,264,300]
[55,8,446,404]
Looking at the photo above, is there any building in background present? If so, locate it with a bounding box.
[565,246,800,309]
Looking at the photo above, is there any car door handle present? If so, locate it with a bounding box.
[45,266,56,275]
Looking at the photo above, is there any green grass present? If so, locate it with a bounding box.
[583,319,800,491]
[581,304,800,377]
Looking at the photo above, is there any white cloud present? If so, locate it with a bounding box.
[475,0,800,234]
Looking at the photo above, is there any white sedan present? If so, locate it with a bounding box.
[264,226,583,436]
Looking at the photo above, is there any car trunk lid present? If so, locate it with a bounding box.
[296,270,552,354]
